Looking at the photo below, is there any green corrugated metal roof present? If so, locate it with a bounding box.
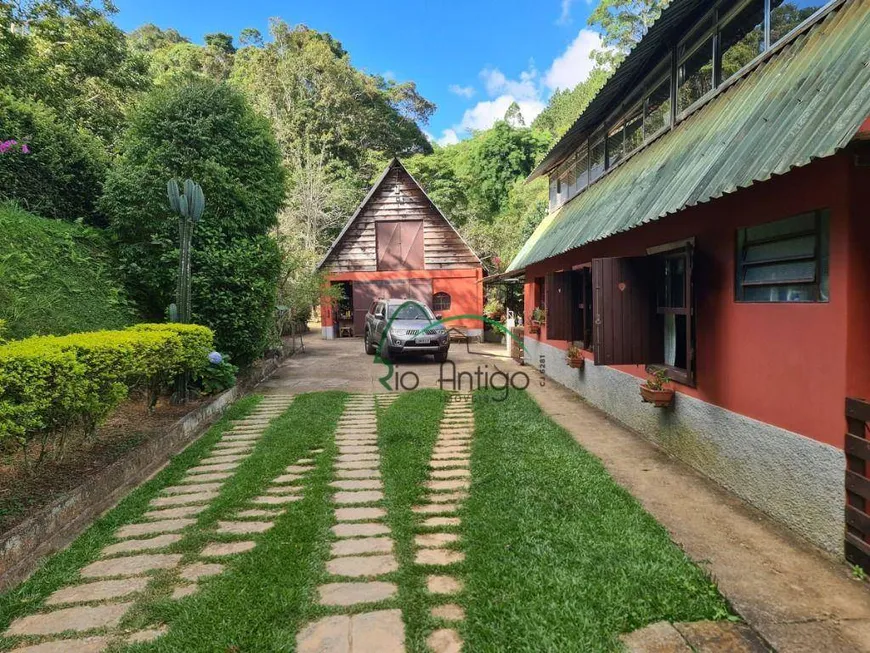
[508,0,870,272]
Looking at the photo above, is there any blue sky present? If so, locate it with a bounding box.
[113,0,603,145]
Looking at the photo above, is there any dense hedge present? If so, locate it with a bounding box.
[0,92,108,225]
[101,79,285,365]
[0,203,136,339]
[0,323,213,462]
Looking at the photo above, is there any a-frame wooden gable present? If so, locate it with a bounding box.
[318,159,481,273]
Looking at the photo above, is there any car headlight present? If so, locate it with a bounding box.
[390,328,407,336]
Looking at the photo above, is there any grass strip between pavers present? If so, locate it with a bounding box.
[462,388,733,652]
[378,390,447,653]
[0,394,263,649]
[118,391,346,652]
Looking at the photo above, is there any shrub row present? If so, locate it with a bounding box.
[0,323,214,461]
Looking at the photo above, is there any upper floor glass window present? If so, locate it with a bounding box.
[770,1,826,46]
[644,77,671,137]
[590,132,606,183]
[546,0,834,213]
[575,147,589,195]
[719,0,766,83]
[606,123,625,169]
[678,35,714,113]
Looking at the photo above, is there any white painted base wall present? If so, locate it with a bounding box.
[524,337,845,555]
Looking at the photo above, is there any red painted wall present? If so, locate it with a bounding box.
[524,154,861,449]
[321,268,483,330]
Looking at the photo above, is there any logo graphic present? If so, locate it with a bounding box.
[373,300,530,393]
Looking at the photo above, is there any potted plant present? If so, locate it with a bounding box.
[640,369,675,408]
[528,307,546,334]
[566,345,584,369]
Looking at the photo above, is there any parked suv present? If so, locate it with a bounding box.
[364,298,450,362]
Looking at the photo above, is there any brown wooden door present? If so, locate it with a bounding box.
[352,283,380,335]
[546,271,576,340]
[592,256,663,366]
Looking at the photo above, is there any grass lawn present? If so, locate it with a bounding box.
[118,391,345,652]
[377,390,447,653]
[0,392,346,652]
[0,394,263,648]
[462,389,732,651]
[0,388,731,652]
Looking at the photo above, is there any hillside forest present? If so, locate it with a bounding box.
[0,0,668,363]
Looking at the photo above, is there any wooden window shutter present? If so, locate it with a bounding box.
[546,271,576,340]
[592,257,663,366]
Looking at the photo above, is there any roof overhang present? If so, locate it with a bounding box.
[528,0,709,182]
[481,269,525,285]
[509,0,870,272]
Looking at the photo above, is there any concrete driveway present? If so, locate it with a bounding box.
[261,334,527,396]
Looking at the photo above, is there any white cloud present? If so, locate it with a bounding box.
[459,95,545,132]
[437,128,460,146]
[382,70,397,81]
[443,27,601,140]
[543,29,602,91]
[480,67,539,101]
[557,0,574,25]
[448,84,475,99]
[425,129,461,147]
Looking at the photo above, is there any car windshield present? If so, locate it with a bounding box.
[388,302,433,320]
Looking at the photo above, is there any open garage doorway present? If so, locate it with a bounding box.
[352,279,434,335]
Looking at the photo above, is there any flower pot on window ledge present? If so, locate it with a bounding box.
[527,321,541,335]
[566,346,584,369]
[640,384,675,407]
[640,368,675,408]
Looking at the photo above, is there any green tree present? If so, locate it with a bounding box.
[101,79,285,364]
[532,67,609,138]
[204,32,236,54]
[231,20,434,180]
[1,0,150,147]
[239,27,263,47]
[0,91,108,223]
[462,121,550,218]
[588,0,669,67]
[128,23,189,53]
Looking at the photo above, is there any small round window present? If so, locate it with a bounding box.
[433,292,451,312]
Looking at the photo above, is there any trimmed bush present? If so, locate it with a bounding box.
[0,92,108,225]
[128,323,213,375]
[101,78,285,365]
[0,323,214,464]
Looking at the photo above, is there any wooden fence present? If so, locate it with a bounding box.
[846,397,870,573]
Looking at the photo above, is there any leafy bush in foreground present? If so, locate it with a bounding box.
[102,78,285,365]
[0,323,213,466]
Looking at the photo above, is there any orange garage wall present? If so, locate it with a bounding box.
[322,268,482,331]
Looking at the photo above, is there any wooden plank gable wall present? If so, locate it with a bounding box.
[322,165,478,272]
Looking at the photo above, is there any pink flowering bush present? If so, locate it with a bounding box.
[0,140,29,154]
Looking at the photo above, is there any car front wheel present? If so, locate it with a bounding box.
[364,330,376,355]
[434,350,448,363]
